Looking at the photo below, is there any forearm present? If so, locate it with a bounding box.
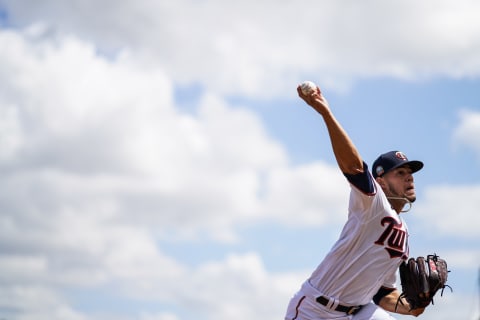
[296,84,363,175]
[319,108,363,175]
[378,289,425,317]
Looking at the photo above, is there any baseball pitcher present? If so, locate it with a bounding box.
[285,83,448,320]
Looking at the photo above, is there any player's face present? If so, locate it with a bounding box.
[380,166,417,203]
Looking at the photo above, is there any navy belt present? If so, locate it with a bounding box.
[316,296,363,315]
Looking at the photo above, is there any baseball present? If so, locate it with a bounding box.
[300,81,317,95]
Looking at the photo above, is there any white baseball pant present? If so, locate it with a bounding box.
[285,281,396,320]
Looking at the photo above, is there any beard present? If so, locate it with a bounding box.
[386,182,416,203]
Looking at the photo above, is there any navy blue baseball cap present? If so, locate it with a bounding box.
[372,151,423,178]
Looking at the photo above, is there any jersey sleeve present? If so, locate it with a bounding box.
[382,269,397,289]
[343,162,375,195]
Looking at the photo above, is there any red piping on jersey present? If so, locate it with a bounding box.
[292,296,306,320]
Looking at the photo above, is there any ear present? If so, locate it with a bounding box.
[376,177,386,188]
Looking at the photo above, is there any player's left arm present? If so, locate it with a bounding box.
[374,287,425,317]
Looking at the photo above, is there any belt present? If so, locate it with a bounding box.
[316,296,363,315]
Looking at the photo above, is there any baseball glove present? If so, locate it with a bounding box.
[398,254,450,310]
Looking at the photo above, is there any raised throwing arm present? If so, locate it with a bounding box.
[296,84,364,175]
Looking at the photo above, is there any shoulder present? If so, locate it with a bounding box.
[344,161,376,195]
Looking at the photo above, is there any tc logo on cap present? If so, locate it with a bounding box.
[395,151,408,160]
[372,150,423,178]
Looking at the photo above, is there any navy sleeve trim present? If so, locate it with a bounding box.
[343,162,375,194]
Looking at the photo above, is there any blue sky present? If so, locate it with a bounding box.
[0,1,479,320]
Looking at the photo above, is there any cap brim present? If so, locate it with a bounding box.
[394,160,424,174]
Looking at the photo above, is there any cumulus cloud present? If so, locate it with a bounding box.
[0,284,86,320]
[188,252,303,320]
[0,251,302,320]
[0,1,479,319]
[261,162,349,226]
[453,109,480,159]
[0,20,341,320]
[415,184,480,237]
[3,0,480,96]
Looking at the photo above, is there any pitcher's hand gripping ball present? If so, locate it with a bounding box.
[300,81,317,95]
[398,254,451,310]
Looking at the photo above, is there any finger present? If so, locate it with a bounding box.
[297,86,303,95]
[297,86,308,99]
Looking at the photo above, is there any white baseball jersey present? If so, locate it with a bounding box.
[307,169,409,306]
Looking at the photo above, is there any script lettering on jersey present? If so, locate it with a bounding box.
[374,217,408,259]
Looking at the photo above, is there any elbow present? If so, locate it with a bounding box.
[341,163,364,175]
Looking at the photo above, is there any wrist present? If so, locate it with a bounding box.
[409,307,425,317]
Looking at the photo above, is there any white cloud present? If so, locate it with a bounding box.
[139,313,180,320]
[453,109,480,159]
[415,184,480,237]
[0,285,86,320]
[261,162,350,226]
[0,23,331,319]
[440,249,480,269]
[0,28,268,233]
[0,2,479,320]
[396,290,478,320]
[3,0,480,96]
[0,24,345,240]
[186,252,303,320]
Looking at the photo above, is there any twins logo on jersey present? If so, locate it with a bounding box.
[374,216,408,259]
